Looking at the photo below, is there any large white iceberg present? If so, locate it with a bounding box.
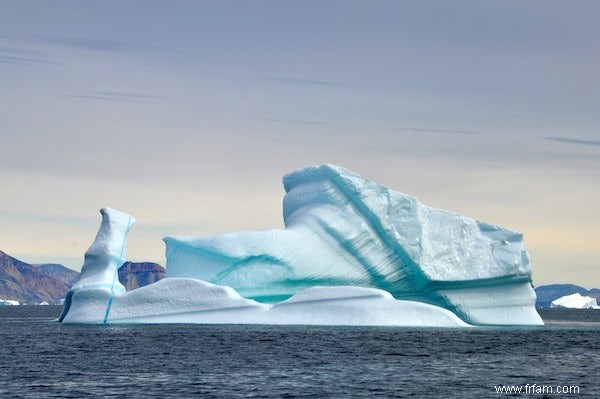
[550,293,599,309]
[59,164,543,326]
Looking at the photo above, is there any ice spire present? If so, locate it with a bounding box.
[59,207,135,322]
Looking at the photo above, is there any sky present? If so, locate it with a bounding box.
[1,1,598,287]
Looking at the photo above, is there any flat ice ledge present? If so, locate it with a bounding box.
[60,279,471,327]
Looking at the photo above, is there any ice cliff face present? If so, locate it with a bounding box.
[165,164,540,325]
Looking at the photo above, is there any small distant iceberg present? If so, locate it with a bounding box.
[59,164,543,326]
[0,299,20,306]
[550,293,600,309]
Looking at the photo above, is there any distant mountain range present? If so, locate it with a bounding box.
[0,250,164,305]
[119,261,165,291]
[0,250,75,304]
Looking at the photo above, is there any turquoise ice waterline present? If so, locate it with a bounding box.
[103,215,133,325]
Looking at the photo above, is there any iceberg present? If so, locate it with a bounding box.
[59,208,135,323]
[59,164,543,326]
[550,293,600,309]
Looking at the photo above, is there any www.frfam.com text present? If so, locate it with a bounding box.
[495,384,580,394]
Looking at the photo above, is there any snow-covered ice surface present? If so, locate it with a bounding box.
[551,293,600,309]
[60,165,543,326]
[61,278,470,326]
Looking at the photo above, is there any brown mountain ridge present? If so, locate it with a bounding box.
[0,250,165,304]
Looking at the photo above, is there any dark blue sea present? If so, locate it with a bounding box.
[1,306,598,398]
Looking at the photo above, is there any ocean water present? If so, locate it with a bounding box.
[1,306,598,398]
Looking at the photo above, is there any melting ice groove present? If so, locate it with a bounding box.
[59,164,543,327]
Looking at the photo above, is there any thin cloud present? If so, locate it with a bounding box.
[31,35,130,52]
[24,34,161,53]
[1,46,43,56]
[95,91,161,100]
[61,91,160,103]
[0,208,95,227]
[245,118,326,125]
[396,127,479,135]
[542,136,600,147]
[435,84,503,93]
[0,46,60,65]
[0,55,61,65]
[264,76,342,87]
